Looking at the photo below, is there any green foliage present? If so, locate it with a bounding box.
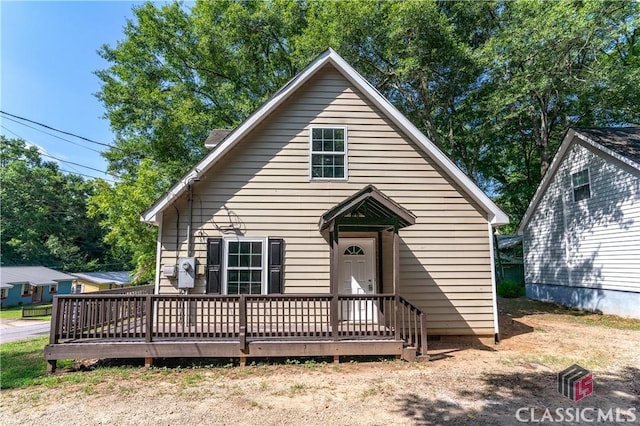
[88,160,171,283]
[0,137,127,271]
[497,280,525,298]
[94,0,640,277]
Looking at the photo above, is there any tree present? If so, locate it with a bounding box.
[93,0,312,278]
[0,136,123,271]
[94,0,639,278]
[482,0,640,226]
[88,159,172,283]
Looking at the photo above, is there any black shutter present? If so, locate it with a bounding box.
[206,238,223,294]
[268,238,284,294]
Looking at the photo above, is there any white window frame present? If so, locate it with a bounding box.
[571,168,591,202]
[50,284,57,294]
[309,126,348,181]
[0,288,7,299]
[21,284,30,296]
[222,236,268,295]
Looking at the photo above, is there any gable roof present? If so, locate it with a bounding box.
[319,185,417,231]
[517,127,640,234]
[141,49,508,226]
[0,266,75,288]
[573,127,640,166]
[71,271,133,286]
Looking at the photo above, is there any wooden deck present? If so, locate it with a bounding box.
[45,291,427,370]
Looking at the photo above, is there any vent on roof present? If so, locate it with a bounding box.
[205,129,232,149]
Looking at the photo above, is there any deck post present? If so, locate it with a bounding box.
[145,294,153,343]
[239,295,247,352]
[420,311,428,357]
[393,229,400,341]
[47,360,57,373]
[49,296,60,345]
[330,226,339,341]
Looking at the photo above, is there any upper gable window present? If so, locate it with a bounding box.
[571,168,591,202]
[310,127,347,180]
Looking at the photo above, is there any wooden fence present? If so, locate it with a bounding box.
[22,305,53,318]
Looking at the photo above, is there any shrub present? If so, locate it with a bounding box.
[498,280,525,298]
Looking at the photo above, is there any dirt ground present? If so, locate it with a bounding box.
[1,298,639,425]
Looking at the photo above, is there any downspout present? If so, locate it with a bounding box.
[187,181,194,257]
[173,205,180,265]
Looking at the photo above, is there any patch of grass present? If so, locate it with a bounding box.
[182,371,204,386]
[499,297,640,330]
[289,382,307,396]
[0,336,50,389]
[0,305,52,320]
[0,306,24,320]
[570,314,640,331]
[523,351,612,371]
[497,280,525,298]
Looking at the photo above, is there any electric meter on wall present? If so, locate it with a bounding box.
[177,257,195,288]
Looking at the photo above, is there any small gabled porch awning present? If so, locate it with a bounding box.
[320,185,417,318]
[319,185,416,232]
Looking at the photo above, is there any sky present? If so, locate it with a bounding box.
[1,1,153,182]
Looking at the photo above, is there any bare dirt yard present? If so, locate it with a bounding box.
[1,298,639,425]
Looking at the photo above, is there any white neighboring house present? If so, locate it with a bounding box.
[518,128,640,318]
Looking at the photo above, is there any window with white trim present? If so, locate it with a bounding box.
[571,169,591,202]
[21,284,30,296]
[223,238,267,295]
[310,127,347,179]
[50,284,57,294]
[0,289,7,299]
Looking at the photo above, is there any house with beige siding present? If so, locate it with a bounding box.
[518,128,640,318]
[44,49,508,369]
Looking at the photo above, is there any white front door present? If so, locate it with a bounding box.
[339,238,377,323]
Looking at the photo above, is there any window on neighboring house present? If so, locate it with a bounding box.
[310,127,347,180]
[50,284,57,294]
[206,237,284,295]
[572,169,591,202]
[0,289,7,299]
[21,284,30,296]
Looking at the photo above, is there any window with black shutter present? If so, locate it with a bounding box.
[207,237,284,295]
[268,238,284,294]
[206,238,223,294]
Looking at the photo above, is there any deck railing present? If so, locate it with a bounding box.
[92,284,155,295]
[49,293,427,354]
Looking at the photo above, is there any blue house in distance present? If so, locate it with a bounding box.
[0,266,75,308]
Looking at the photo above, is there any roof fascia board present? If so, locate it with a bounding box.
[576,132,640,172]
[517,129,578,234]
[141,50,335,224]
[517,128,640,234]
[142,48,508,225]
[327,53,508,225]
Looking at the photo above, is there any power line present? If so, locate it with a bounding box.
[38,151,118,179]
[0,110,125,152]
[59,168,115,182]
[1,125,119,179]
[2,115,103,154]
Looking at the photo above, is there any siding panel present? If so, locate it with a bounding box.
[158,65,495,335]
[524,142,640,293]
